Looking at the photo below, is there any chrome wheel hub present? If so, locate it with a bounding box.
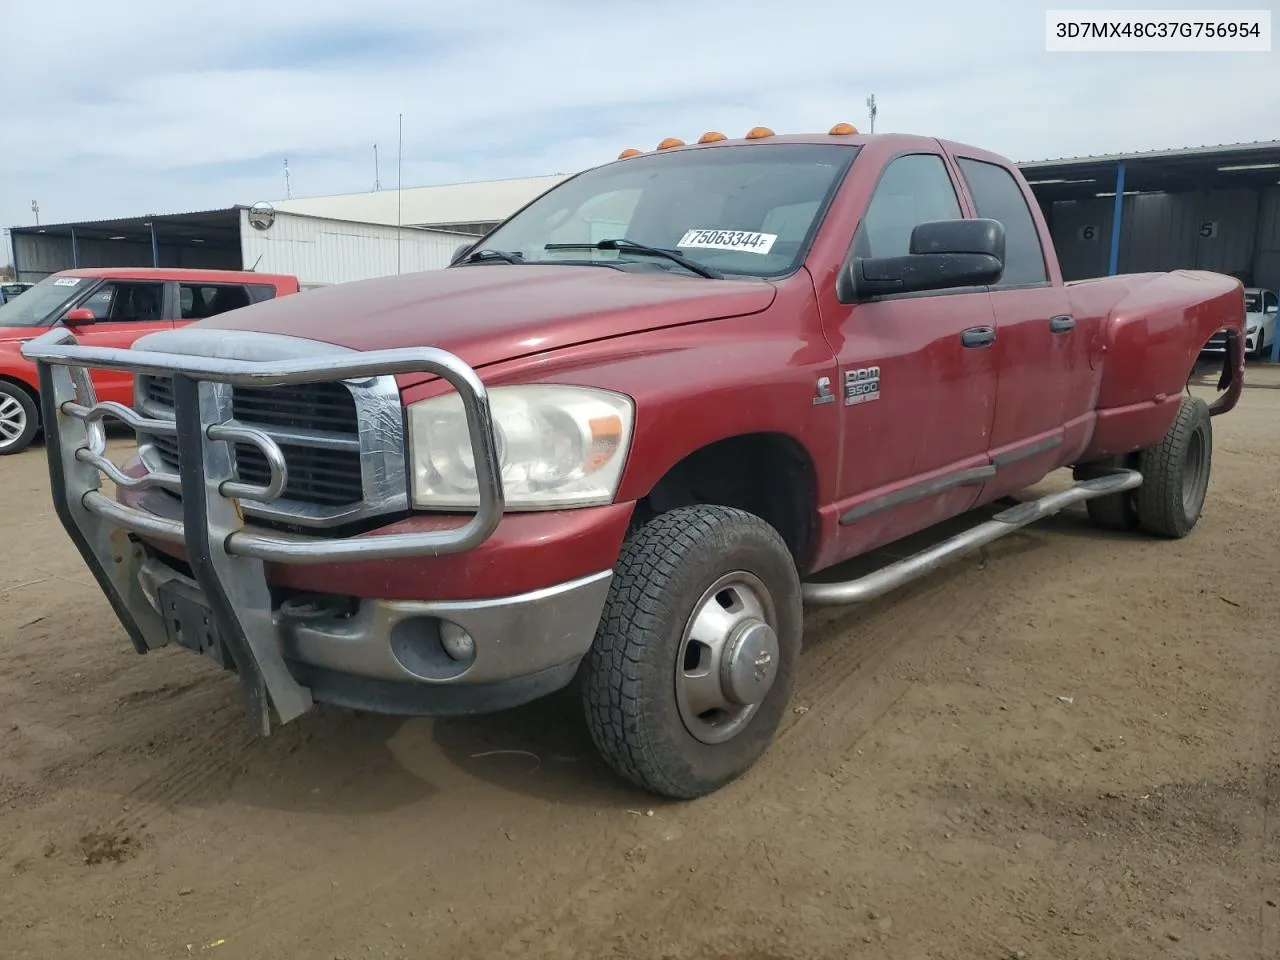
[0,395,27,449]
[675,571,779,745]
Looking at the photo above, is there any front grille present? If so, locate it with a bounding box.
[139,376,364,508]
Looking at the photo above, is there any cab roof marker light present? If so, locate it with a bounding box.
[698,131,727,143]
[744,126,775,139]
[657,137,685,150]
[617,148,643,159]
[828,122,858,135]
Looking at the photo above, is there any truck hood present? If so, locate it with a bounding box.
[193,265,777,387]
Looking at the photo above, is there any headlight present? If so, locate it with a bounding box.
[1247,323,1259,334]
[408,385,634,510]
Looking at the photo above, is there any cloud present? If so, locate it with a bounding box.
[2,0,1276,249]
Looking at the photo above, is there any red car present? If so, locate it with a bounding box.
[0,267,299,454]
[22,128,1245,799]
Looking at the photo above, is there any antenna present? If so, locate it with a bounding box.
[284,158,292,199]
[396,113,403,275]
[866,94,877,134]
[373,143,381,191]
[31,200,40,226]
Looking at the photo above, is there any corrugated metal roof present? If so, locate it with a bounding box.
[1018,140,1280,168]
[9,206,242,233]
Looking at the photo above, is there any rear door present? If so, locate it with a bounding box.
[951,154,1094,496]
[817,151,999,558]
[62,279,174,405]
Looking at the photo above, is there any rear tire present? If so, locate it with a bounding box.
[0,381,38,456]
[1073,456,1138,531]
[581,505,802,799]
[1134,395,1212,539]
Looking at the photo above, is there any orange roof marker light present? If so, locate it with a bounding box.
[698,131,727,143]
[617,148,643,159]
[829,122,858,135]
[745,126,775,139]
[657,137,685,150]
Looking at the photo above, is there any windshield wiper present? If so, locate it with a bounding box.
[544,238,722,279]
[463,249,524,264]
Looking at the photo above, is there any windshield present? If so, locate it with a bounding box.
[0,275,88,327]
[1245,291,1261,312]
[469,143,859,279]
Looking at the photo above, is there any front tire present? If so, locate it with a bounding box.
[0,382,38,456]
[581,505,802,799]
[1134,394,1212,538]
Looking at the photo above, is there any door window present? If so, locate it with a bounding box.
[853,154,962,259]
[179,283,252,319]
[76,282,165,322]
[956,158,1048,286]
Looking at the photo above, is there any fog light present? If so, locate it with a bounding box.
[439,621,476,662]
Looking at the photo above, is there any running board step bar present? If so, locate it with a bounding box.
[800,469,1143,607]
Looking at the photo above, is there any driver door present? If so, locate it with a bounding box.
[816,152,999,560]
[62,279,175,405]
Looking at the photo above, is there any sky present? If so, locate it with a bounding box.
[1,0,1276,257]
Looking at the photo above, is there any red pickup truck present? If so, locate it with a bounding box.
[0,267,299,454]
[22,127,1245,799]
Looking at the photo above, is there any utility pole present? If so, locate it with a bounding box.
[374,143,381,191]
[396,113,403,274]
[283,158,292,199]
[866,95,877,134]
[30,200,39,225]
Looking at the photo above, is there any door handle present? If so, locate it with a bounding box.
[1049,315,1075,334]
[961,325,996,348]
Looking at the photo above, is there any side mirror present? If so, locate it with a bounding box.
[451,241,477,265]
[839,218,1006,301]
[64,308,97,324]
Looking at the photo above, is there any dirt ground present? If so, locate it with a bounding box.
[2,369,1279,960]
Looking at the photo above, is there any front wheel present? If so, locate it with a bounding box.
[581,505,802,799]
[0,382,39,455]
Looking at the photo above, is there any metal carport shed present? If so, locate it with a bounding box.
[1022,140,1280,288]
[8,206,469,287]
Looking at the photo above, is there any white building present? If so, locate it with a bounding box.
[271,174,570,236]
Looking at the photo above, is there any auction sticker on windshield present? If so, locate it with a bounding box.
[677,229,777,255]
[53,278,81,286]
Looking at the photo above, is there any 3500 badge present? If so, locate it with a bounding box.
[844,366,880,405]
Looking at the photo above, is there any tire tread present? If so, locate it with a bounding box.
[1135,394,1211,538]
[581,505,798,799]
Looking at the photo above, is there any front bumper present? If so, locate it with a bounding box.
[139,553,611,716]
[20,327,607,732]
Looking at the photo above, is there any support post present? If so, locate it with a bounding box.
[70,226,79,268]
[1271,289,1279,364]
[149,220,159,267]
[1107,161,1125,276]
